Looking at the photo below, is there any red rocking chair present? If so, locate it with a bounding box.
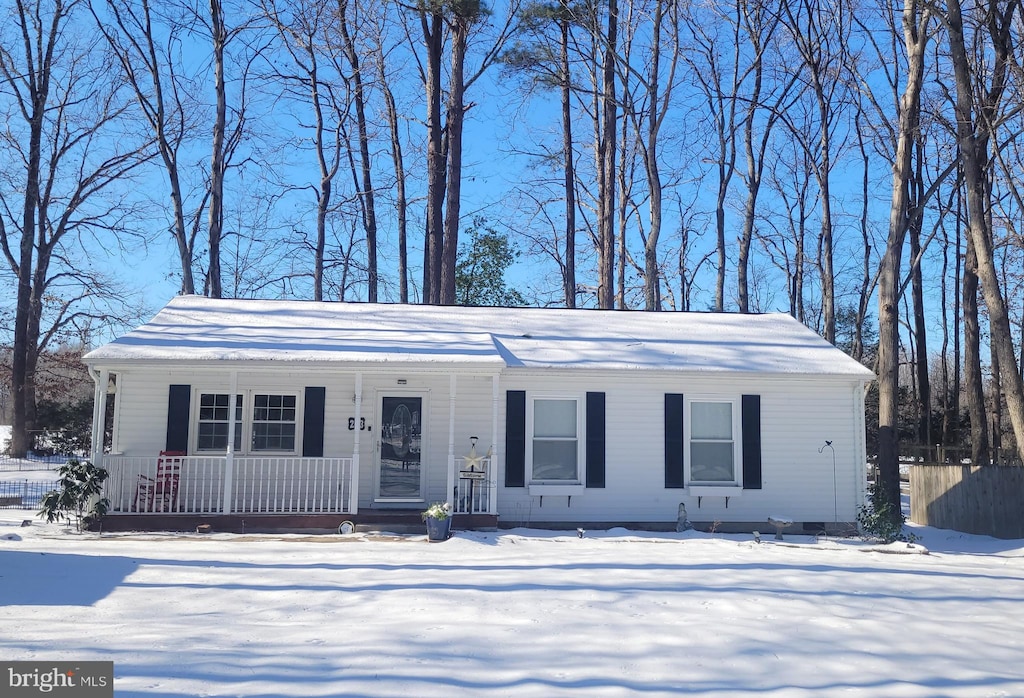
[134,451,184,513]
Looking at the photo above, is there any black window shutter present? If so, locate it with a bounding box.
[665,394,685,488]
[742,394,762,489]
[585,392,606,488]
[166,384,191,453]
[505,390,526,487]
[302,386,326,457]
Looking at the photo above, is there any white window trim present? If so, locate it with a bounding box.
[194,391,244,454]
[685,395,743,487]
[192,389,302,456]
[526,393,585,485]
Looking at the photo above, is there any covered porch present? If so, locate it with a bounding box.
[98,453,497,532]
[90,368,502,532]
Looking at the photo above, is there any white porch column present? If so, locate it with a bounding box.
[90,368,109,468]
[350,373,362,514]
[222,370,238,514]
[490,374,500,515]
[447,374,457,508]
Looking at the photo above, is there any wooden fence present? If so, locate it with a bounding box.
[909,464,1024,539]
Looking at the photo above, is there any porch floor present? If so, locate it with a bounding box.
[94,511,499,535]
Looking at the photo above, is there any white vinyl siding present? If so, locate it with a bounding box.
[496,372,867,525]
[101,364,867,525]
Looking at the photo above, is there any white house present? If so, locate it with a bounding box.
[83,295,874,533]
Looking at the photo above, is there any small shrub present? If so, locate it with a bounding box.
[421,501,451,521]
[858,481,917,544]
[38,459,109,532]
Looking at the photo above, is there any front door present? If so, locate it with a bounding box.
[376,395,425,501]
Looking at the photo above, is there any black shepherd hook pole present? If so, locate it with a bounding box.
[818,440,837,523]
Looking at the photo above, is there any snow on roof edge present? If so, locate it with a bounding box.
[83,295,876,378]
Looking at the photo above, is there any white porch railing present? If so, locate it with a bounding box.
[451,457,494,515]
[103,456,354,515]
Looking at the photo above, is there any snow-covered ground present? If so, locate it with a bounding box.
[2,516,1023,698]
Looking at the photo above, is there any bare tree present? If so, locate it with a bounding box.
[91,0,205,295]
[419,4,445,304]
[262,0,345,301]
[630,0,681,311]
[503,0,580,307]
[180,0,263,298]
[875,0,933,517]
[337,0,380,301]
[945,0,1024,465]
[439,1,476,305]
[592,0,617,309]
[779,0,855,344]
[763,129,814,322]
[736,0,796,314]
[682,0,740,312]
[0,0,151,456]
[558,0,577,308]
[373,41,411,302]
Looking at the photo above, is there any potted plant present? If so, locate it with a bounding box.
[422,501,452,542]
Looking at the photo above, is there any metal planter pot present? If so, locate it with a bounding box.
[425,516,451,542]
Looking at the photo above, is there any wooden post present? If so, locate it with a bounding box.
[447,375,457,509]
[91,368,109,469]
[490,374,500,515]
[222,371,237,514]
[351,373,362,514]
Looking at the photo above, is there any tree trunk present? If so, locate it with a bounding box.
[963,237,989,464]
[615,25,630,311]
[8,0,51,457]
[440,13,470,306]
[818,143,835,344]
[311,51,329,303]
[909,145,930,447]
[939,192,954,448]
[642,0,673,312]
[338,0,378,302]
[559,12,576,309]
[991,333,1003,461]
[207,0,227,299]
[383,80,408,303]
[952,186,964,450]
[714,167,729,312]
[877,0,931,520]
[422,8,444,304]
[946,0,1024,466]
[737,19,766,315]
[597,0,617,309]
[853,109,872,362]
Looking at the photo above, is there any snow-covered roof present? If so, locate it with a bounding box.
[84,295,874,378]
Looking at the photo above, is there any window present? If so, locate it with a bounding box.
[689,400,737,484]
[251,394,297,451]
[197,393,242,452]
[531,397,579,482]
[194,391,299,454]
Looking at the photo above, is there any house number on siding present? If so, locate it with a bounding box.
[348,417,371,431]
